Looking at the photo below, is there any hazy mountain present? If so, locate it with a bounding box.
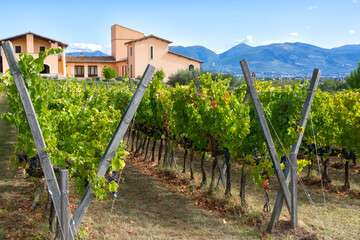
[170,42,360,77]
[169,45,218,63]
[66,51,108,56]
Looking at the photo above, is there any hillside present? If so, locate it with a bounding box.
[171,42,360,77]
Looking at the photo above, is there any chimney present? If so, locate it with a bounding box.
[80,53,83,56]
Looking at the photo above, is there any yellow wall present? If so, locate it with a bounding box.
[26,34,34,53]
[111,24,144,61]
[66,62,119,78]
[1,35,61,75]
[11,38,27,53]
[34,38,51,54]
[132,38,201,81]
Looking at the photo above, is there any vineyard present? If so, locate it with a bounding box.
[0,46,360,239]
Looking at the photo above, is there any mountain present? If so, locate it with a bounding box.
[169,45,218,63]
[66,51,108,56]
[169,42,360,77]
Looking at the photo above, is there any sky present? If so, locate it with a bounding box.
[1,0,359,54]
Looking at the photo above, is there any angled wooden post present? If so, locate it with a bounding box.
[240,59,292,212]
[1,41,74,239]
[265,69,320,232]
[70,64,156,235]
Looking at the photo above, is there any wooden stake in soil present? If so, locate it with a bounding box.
[1,41,74,240]
[70,64,155,235]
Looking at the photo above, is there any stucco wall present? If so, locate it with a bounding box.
[66,62,118,78]
[11,39,27,52]
[133,38,201,81]
[111,25,144,61]
[34,38,51,54]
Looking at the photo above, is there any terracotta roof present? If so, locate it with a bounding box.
[66,56,116,63]
[125,35,172,44]
[168,51,203,63]
[0,32,68,47]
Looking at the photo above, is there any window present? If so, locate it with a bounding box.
[188,64,195,71]
[117,66,119,76]
[88,66,98,77]
[130,64,133,78]
[125,65,127,74]
[122,65,124,76]
[15,46,22,54]
[130,47,132,56]
[41,64,50,74]
[39,46,46,52]
[75,66,84,77]
[150,46,154,59]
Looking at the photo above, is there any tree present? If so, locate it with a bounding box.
[102,67,116,81]
[346,61,360,89]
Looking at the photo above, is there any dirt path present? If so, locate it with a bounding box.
[0,92,18,237]
[79,159,258,239]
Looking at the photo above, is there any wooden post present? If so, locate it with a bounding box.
[60,169,70,240]
[1,41,74,240]
[70,64,155,235]
[129,78,133,91]
[266,69,321,232]
[192,71,201,93]
[240,59,292,212]
[216,162,227,188]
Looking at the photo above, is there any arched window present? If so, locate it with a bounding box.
[188,64,195,71]
[41,64,50,74]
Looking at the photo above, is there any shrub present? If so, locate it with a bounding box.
[167,69,194,87]
[109,79,116,83]
[102,67,116,81]
[168,69,239,87]
[346,61,360,89]
[115,76,125,82]
[86,78,92,81]
[154,69,165,81]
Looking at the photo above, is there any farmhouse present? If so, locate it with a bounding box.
[0,32,67,78]
[0,25,202,81]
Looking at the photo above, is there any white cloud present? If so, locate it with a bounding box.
[308,5,318,10]
[67,43,104,52]
[290,32,299,36]
[352,0,358,3]
[350,29,355,34]
[210,48,226,54]
[235,35,254,45]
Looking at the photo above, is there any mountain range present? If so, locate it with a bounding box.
[68,42,360,77]
[169,43,360,77]
[66,51,108,57]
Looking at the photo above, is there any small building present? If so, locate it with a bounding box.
[0,25,202,81]
[0,32,68,78]
[66,25,202,81]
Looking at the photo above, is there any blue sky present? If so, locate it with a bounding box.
[1,0,359,54]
